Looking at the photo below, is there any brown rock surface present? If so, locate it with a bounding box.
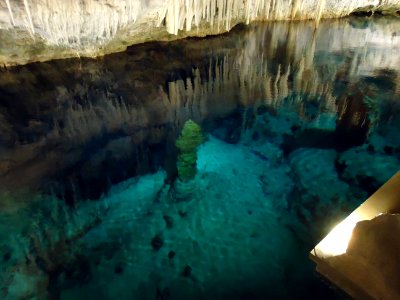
[327,214,400,300]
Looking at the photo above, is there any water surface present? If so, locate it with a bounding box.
[0,16,399,300]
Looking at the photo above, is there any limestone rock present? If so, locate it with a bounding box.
[5,268,48,300]
[338,146,400,188]
[327,214,400,300]
[288,148,351,227]
[289,148,349,202]
[0,0,400,66]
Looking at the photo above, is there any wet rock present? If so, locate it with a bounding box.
[151,234,164,251]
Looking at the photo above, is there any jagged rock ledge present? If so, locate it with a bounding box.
[0,0,400,66]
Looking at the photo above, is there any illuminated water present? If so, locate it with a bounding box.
[0,16,399,300]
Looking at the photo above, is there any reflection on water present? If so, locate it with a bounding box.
[0,16,399,300]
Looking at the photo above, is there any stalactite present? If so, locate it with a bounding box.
[315,0,326,27]
[4,0,141,48]
[159,0,400,35]
[273,64,281,100]
[279,65,290,100]
[165,35,337,122]
[291,0,300,19]
[2,0,399,52]
[23,0,35,38]
[5,0,15,26]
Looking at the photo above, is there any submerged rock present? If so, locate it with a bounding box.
[6,269,49,300]
[288,148,352,229]
[178,210,188,218]
[163,215,174,229]
[289,148,349,202]
[168,251,176,259]
[175,119,204,182]
[182,265,192,277]
[151,234,164,251]
[338,146,400,189]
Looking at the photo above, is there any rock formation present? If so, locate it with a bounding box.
[0,16,399,200]
[0,0,399,65]
[326,214,400,300]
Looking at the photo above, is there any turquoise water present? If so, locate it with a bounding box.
[0,16,400,299]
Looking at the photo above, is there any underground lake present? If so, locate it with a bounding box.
[0,10,400,300]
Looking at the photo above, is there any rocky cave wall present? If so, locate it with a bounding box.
[0,17,399,200]
[0,0,400,66]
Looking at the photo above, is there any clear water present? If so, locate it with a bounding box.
[0,16,399,300]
